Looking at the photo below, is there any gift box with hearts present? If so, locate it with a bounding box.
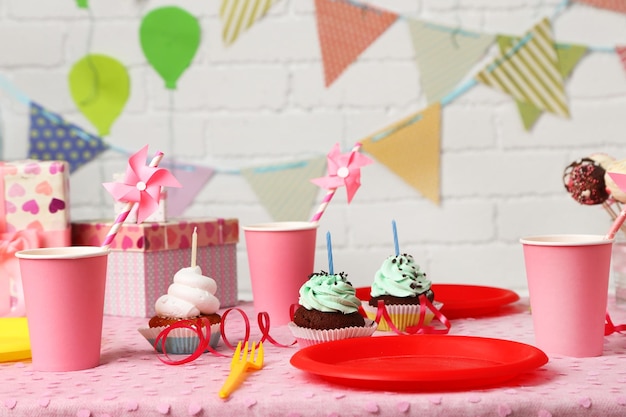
[71,218,239,317]
[0,160,71,317]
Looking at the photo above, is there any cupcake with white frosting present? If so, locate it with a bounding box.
[138,265,221,354]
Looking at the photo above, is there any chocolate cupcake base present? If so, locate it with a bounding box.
[368,289,435,307]
[293,306,365,330]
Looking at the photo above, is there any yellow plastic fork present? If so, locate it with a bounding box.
[218,341,264,399]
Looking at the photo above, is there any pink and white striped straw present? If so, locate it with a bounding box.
[310,143,362,223]
[101,151,164,250]
[606,206,626,240]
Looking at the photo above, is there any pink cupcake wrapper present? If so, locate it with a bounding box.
[288,319,377,348]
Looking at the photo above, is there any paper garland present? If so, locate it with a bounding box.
[241,157,327,221]
[616,46,626,70]
[407,19,495,104]
[28,102,109,174]
[165,165,216,218]
[497,36,588,130]
[8,0,626,220]
[475,18,569,118]
[220,0,280,46]
[361,103,442,205]
[314,0,398,87]
[574,0,626,13]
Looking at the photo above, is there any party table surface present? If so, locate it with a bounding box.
[3,297,626,417]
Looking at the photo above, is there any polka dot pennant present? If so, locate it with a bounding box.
[28,101,109,173]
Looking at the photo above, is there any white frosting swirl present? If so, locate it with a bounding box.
[154,266,220,318]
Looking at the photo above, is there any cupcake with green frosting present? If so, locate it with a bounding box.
[289,271,377,347]
[363,253,438,331]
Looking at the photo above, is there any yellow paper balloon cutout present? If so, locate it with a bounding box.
[68,54,130,136]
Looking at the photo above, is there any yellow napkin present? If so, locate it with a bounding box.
[0,317,31,363]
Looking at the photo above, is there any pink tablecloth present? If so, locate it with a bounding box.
[3,298,626,417]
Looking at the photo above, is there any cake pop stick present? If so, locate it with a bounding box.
[326,231,334,275]
[606,208,626,240]
[191,227,198,268]
[605,171,626,240]
[101,151,164,250]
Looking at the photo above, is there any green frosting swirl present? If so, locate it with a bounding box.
[370,253,431,298]
[298,272,361,314]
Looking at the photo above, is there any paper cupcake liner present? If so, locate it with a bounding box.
[288,319,377,348]
[362,301,443,332]
[138,323,221,355]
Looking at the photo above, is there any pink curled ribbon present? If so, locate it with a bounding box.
[605,311,626,335]
[373,295,451,335]
[155,307,297,366]
[154,317,224,365]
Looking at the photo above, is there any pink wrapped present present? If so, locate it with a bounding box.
[0,160,71,317]
[72,218,239,317]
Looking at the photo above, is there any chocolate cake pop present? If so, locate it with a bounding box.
[563,158,609,205]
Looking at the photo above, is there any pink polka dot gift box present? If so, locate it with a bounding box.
[71,218,238,318]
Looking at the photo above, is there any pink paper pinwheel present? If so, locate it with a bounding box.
[103,145,181,224]
[310,142,373,222]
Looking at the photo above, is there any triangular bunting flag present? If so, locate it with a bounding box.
[241,157,327,221]
[407,19,494,103]
[475,18,569,118]
[616,46,626,71]
[574,0,626,13]
[361,104,442,205]
[498,36,587,129]
[28,102,108,173]
[164,164,215,217]
[314,0,398,87]
[220,0,280,46]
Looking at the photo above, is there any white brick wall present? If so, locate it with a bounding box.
[1,0,625,299]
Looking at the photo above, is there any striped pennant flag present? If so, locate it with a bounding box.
[220,0,280,46]
[475,18,569,118]
[574,0,626,13]
[241,157,327,221]
[498,36,587,130]
[407,19,494,103]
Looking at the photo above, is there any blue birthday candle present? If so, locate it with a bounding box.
[326,231,334,275]
[392,220,399,256]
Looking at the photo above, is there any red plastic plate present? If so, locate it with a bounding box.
[290,335,548,391]
[356,284,520,319]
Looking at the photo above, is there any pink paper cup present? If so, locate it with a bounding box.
[520,234,612,357]
[243,221,318,326]
[16,246,109,371]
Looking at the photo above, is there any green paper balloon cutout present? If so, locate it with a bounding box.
[68,54,130,137]
[140,6,201,90]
